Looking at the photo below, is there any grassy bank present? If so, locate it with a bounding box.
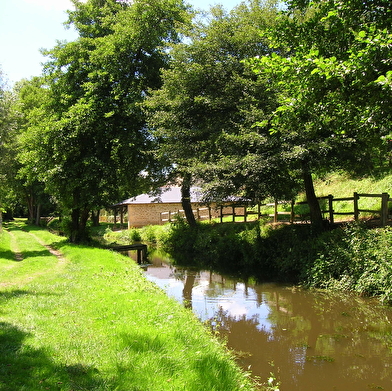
[0,220,255,391]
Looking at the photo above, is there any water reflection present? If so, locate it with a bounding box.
[143,253,392,391]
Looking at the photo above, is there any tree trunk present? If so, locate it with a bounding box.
[91,210,100,226]
[69,207,90,243]
[301,160,324,231]
[70,208,80,243]
[35,203,41,226]
[26,194,35,224]
[181,174,197,227]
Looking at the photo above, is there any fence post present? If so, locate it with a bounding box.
[258,202,261,220]
[274,200,278,223]
[328,194,334,224]
[381,193,389,227]
[120,206,124,229]
[353,192,359,221]
[220,206,223,223]
[290,200,295,223]
[244,206,247,222]
[232,206,235,222]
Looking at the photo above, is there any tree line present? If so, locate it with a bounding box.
[0,0,391,242]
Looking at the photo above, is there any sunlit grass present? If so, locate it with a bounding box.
[0,221,255,391]
[315,171,392,218]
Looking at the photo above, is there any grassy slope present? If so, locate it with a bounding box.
[313,171,392,217]
[315,171,392,197]
[0,221,255,391]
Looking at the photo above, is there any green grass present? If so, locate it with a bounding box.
[315,171,392,197]
[314,171,392,218]
[0,221,255,391]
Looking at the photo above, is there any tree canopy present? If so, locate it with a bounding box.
[145,1,295,206]
[246,0,392,227]
[0,70,19,227]
[17,0,191,241]
[6,0,391,235]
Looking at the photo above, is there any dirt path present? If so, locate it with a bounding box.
[6,229,24,262]
[1,226,68,288]
[27,231,67,264]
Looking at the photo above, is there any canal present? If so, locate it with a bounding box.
[138,252,392,390]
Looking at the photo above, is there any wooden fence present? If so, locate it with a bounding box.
[160,192,392,227]
[160,207,213,224]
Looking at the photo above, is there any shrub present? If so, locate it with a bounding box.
[305,224,392,303]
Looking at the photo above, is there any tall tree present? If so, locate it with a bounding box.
[0,70,19,228]
[14,78,56,225]
[145,0,290,224]
[20,0,191,242]
[247,0,392,229]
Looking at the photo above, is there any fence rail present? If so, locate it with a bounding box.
[159,192,392,227]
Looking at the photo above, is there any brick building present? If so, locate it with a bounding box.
[113,186,217,228]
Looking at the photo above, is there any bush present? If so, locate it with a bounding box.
[305,224,392,303]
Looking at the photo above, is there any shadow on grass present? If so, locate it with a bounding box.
[0,321,112,391]
[0,290,61,317]
[0,249,61,263]
[0,249,16,262]
[21,249,55,259]
[0,289,32,301]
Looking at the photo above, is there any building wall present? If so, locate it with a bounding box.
[127,203,224,228]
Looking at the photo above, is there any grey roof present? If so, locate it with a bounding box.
[117,186,204,205]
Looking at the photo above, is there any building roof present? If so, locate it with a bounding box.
[116,186,204,205]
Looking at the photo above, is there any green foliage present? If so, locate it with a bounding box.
[103,227,140,244]
[144,1,294,202]
[248,0,391,178]
[103,223,171,248]
[307,224,392,303]
[0,73,20,215]
[16,0,192,242]
[139,224,171,246]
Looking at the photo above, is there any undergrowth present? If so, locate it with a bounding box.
[104,218,392,303]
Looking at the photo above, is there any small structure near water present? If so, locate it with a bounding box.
[110,243,148,264]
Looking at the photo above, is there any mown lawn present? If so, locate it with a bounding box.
[0,220,255,391]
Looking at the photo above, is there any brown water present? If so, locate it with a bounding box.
[140,253,392,391]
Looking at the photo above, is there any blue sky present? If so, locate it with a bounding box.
[0,0,243,86]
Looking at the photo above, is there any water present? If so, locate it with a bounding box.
[139,252,392,390]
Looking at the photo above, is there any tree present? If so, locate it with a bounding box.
[247,0,392,229]
[0,69,20,228]
[13,78,57,225]
[20,0,191,242]
[145,1,290,226]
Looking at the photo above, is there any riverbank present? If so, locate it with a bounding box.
[104,218,392,304]
[142,256,392,391]
[0,220,256,391]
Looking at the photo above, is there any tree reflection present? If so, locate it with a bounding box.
[145,256,392,391]
[187,275,392,391]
